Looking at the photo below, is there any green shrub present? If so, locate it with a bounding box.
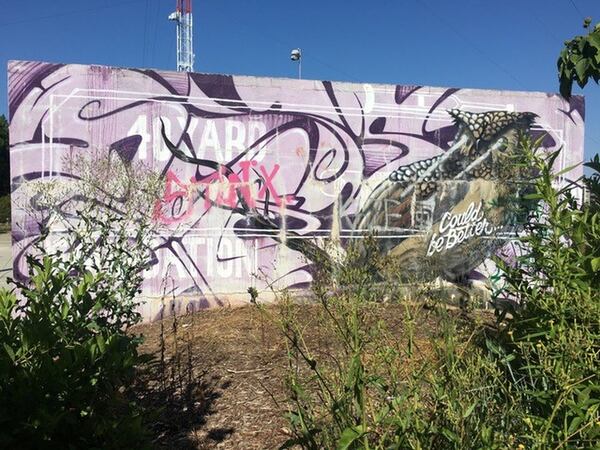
[276,240,518,449]
[0,264,147,448]
[278,140,600,449]
[493,143,600,448]
[0,153,162,448]
[0,194,10,224]
[0,219,151,448]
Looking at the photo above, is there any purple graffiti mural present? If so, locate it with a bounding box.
[8,61,585,321]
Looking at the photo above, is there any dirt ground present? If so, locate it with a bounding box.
[131,302,471,449]
[134,305,298,449]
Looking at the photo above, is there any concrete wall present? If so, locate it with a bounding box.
[8,61,585,321]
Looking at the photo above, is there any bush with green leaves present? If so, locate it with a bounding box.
[585,154,600,211]
[275,238,516,449]
[0,194,10,225]
[277,139,599,449]
[492,143,600,448]
[0,257,147,448]
[0,153,162,448]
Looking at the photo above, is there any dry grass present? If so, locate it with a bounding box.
[131,303,493,449]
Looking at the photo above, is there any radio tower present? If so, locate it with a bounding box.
[168,0,194,72]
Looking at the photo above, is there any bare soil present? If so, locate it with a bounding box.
[133,305,291,449]
[132,303,487,449]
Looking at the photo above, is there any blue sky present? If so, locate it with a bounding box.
[1,0,599,162]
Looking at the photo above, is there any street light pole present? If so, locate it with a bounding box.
[290,48,302,79]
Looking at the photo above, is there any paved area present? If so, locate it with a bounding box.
[0,233,12,290]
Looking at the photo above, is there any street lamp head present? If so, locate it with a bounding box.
[290,49,301,61]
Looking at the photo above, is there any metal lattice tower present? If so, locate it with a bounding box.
[168,0,194,72]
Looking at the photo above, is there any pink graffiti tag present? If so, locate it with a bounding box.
[154,163,296,224]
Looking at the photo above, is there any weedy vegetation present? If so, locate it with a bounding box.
[0,153,163,448]
[266,136,600,450]
[0,130,598,449]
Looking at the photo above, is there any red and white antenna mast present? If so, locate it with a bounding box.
[168,0,194,72]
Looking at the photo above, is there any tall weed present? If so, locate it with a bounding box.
[279,139,599,449]
[493,141,600,448]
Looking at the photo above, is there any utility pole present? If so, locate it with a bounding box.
[168,0,194,72]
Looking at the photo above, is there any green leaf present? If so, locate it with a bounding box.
[523,193,543,200]
[3,343,15,362]
[576,58,590,81]
[547,149,562,168]
[567,416,584,434]
[61,302,70,320]
[588,32,600,50]
[96,335,106,353]
[591,257,600,272]
[442,428,460,443]
[555,162,581,178]
[337,425,365,450]
[463,402,477,418]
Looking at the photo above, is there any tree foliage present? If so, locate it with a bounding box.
[557,18,600,98]
[0,116,8,194]
[0,115,9,224]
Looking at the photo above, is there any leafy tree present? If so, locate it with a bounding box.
[0,115,8,197]
[557,17,600,210]
[0,116,9,225]
[557,17,600,98]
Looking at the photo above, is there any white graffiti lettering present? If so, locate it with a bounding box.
[427,201,498,256]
